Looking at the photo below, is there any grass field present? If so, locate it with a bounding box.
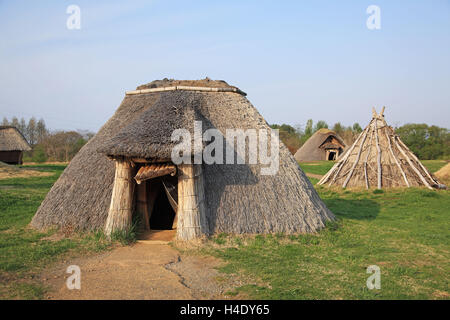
[0,164,111,299]
[201,160,449,299]
[0,161,449,299]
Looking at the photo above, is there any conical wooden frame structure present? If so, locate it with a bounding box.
[318,107,444,190]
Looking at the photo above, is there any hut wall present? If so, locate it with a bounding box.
[0,151,23,164]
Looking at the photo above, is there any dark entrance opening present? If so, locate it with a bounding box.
[328,151,336,160]
[148,177,177,230]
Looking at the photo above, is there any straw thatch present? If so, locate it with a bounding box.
[435,163,450,186]
[294,129,346,162]
[0,126,31,164]
[318,107,445,189]
[0,126,31,151]
[31,79,334,234]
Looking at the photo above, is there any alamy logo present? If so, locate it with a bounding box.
[66,5,81,30]
[366,265,381,290]
[171,121,280,175]
[66,265,81,290]
[366,5,381,30]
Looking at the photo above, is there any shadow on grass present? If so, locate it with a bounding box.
[324,198,380,220]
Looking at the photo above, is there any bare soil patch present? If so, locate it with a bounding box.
[0,163,52,180]
[41,243,246,300]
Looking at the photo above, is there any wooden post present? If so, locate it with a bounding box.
[394,137,433,190]
[374,119,382,189]
[136,181,150,230]
[343,126,369,188]
[176,164,208,241]
[363,129,374,189]
[385,131,410,187]
[104,159,135,236]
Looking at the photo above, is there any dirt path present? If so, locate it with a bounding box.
[305,172,323,180]
[41,243,244,300]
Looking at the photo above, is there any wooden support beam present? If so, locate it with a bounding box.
[363,128,374,189]
[136,182,150,230]
[374,119,382,189]
[135,163,176,184]
[343,126,369,188]
[105,160,135,236]
[397,138,438,185]
[320,129,365,186]
[176,164,208,240]
[394,137,433,190]
[385,131,410,187]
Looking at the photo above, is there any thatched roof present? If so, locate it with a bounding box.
[0,126,31,151]
[294,128,345,162]
[318,107,445,189]
[31,79,334,234]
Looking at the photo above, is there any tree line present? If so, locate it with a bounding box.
[271,120,363,154]
[2,117,94,162]
[3,116,448,162]
[272,120,449,160]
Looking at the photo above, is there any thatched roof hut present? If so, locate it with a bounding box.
[0,126,31,165]
[318,107,445,189]
[294,129,346,162]
[31,79,334,240]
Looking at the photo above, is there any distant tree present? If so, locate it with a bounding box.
[31,144,47,163]
[270,123,302,154]
[314,120,328,132]
[2,117,9,126]
[304,119,313,137]
[352,123,363,133]
[27,117,37,146]
[332,122,344,135]
[36,118,48,144]
[11,117,19,129]
[18,118,27,138]
[396,123,449,160]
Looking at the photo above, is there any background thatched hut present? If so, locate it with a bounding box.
[0,126,31,165]
[294,129,346,162]
[31,79,334,240]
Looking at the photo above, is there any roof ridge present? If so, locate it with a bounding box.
[126,85,247,96]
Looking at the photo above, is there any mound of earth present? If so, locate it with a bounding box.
[435,162,450,185]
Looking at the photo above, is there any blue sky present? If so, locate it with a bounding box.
[0,0,449,131]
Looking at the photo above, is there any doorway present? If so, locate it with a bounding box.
[327,151,336,160]
[148,178,176,230]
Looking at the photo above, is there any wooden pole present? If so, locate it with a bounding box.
[176,164,208,240]
[385,131,410,187]
[321,129,365,186]
[136,181,150,230]
[394,137,433,190]
[343,126,369,188]
[363,128,374,189]
[105,159,135,236]
[397,138,438,185]
[374,119,382,189]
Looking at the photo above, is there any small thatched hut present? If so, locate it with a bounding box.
[318,107,445,189]
[31,79,334,240]
[0,126,31,165]
[294,129,346,162]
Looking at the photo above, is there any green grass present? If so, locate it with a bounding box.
[1,161,449,300]
[202,161,450,299]
[298,161,336,176]
[420,160,448,173]
[0,165,112,300]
